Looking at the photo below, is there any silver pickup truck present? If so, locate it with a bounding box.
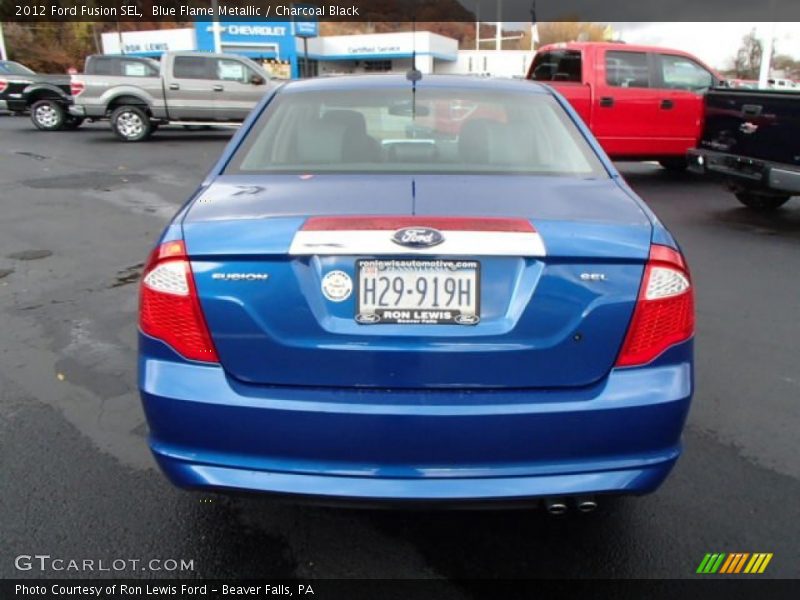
[70,51,272,142]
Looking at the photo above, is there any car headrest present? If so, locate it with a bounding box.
[459,118,518,166]
[322,109,369,137]
[296,118,346,163]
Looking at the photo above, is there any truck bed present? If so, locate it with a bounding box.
[699,87,800,165]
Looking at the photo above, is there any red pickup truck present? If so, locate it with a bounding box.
[527,42,725,170]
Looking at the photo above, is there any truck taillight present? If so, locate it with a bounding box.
[139,240,219,363]
[70,80,85,97]
[616,245,694,367]
[0,79,7,93]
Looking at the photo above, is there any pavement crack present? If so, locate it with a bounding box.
[8,249,52,261]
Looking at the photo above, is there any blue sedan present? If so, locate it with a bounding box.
[138,74,694,512]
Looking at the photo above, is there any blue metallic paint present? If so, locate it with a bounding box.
[139,75,693,502]
[140,334,691,500]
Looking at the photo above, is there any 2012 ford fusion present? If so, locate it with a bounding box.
[138,74,694,512]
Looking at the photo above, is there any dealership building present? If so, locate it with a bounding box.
[101,22,532,79]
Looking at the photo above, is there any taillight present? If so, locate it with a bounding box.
[70,80,85,97]
[0,78,7,93]
[139,240,219,363]
[616,244,694,367]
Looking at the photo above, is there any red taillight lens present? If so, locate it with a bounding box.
[616,244,694,367]
[70,80,85,97]
[139,240,219,363]
[0,78,7,93]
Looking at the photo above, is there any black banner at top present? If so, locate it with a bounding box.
[2,0,800,23]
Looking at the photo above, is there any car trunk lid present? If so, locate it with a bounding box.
[181,174,652,389]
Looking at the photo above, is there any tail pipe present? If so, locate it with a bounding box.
[544,498,568,515]
[576,496,598,513]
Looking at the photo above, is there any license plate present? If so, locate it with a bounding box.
[356,259,480,325]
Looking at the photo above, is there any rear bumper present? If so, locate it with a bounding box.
[1,98,26,113]
[139,336,692,503]
[688,148,800,194]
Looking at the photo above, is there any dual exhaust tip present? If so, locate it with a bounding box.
[544,496,598,515]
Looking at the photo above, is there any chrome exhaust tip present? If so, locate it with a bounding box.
[544,498,568,515]
[576,497,598,513]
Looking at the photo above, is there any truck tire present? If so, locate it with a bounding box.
[62,115,84,130]
[734,191,791,211]
[111,105,152,142]
[659,158,688,172]
[30,99,65,131]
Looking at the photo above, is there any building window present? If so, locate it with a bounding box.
[298,58,319,78]
[364,60,392,72]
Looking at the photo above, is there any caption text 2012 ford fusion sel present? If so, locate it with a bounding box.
[137,74,694,510]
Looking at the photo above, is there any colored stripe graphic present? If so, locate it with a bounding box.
[696,554,713,573]
[290,216,546,257]
[697,553,725,573]
[719,554,736,574]
[710,553,726,573]
[699,553,773,574]
[758,553,773,573]
[734,553,750,573]
[744,554,760,573]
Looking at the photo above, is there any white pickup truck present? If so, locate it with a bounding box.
[70,51,273,141]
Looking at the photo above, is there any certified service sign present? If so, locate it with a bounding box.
[321,270,352,302]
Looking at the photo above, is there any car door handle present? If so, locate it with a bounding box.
[660,99,674,110]
[168,83,180,91]
[599,96,614,107]
[213,85,224,92]
[742,104,762,117]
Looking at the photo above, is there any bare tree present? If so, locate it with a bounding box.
[732,28,775,80]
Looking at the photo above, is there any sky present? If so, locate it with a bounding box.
[610,22,800,70]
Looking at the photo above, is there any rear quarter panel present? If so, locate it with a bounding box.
[76,75,164,118]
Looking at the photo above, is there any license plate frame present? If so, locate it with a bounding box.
[355,258,481,325]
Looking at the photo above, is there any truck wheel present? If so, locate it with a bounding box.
[111,105,152,142]
[734,191,791,211]
[659,158,688,172]
[30,99,65,131]
[62,115,84,130]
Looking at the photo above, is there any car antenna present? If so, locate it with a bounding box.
[406,17,422,123]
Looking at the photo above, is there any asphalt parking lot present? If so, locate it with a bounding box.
[1,115,798,583]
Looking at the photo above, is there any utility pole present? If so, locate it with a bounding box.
[475,1,480,50]
[0,21,7,61]
[211,0,222,53]
[530,0,538,52]
[495,0,502,50]
[116,19,124,55]
[758,22,776,89]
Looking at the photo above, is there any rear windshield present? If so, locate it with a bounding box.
[225,85,606,177]
[530,50,582,83]
[0,61,35,76]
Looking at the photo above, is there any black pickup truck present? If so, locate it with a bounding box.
[0,55,159,131]
[688,87,800,210]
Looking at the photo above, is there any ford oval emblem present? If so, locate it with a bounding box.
[455,314,480,326]
[356,312,381,324]
[391,227,445,248]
